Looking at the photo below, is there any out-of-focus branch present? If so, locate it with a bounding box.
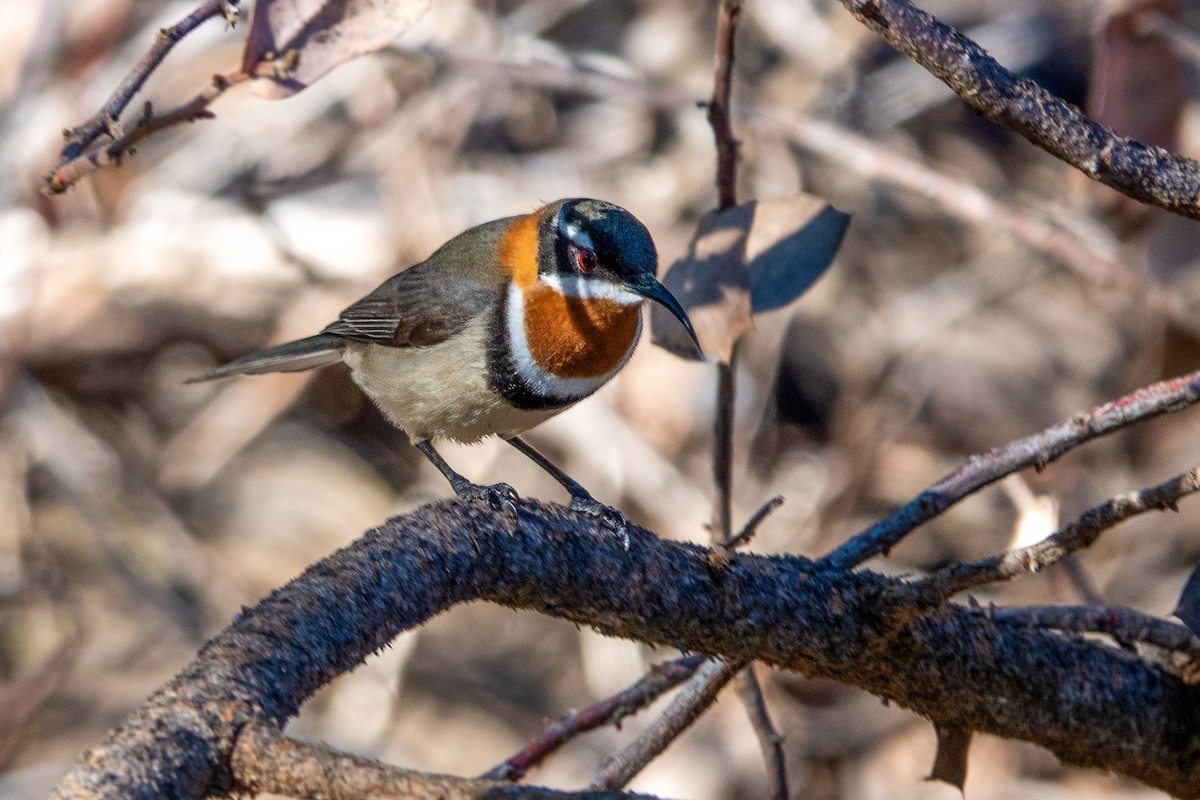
[482,654,706,782]
[590,658,743,791]
[753,110,1152,301]
[48,500,1200,799]
[821,368,1200,570]
[231,726,655,800]
[913,468,1200,603]
[414,47,1194,337]
[56,0,240,164]
[736,665,788,800]
[835,0,1200,219]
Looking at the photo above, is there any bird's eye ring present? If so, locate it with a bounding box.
[578,249,598,273]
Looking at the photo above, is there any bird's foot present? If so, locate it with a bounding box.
[452,479,518,516]
[570,494,630,549]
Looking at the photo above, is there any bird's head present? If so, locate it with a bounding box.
[536,198,700,351]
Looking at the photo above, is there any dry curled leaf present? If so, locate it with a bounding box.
[244,0,431,99]
[1087,0,1183,234]
[1173,562,1200,637]
[651,195,848,362]
[928,724,972,793]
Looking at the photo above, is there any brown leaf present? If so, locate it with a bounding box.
[243,0,430,100]
[651,195,847,362]
[1173,562,1200,636]
[927,724,972,793]
[652,203,753,363]
[747,194,849,314]
[1087,0,1183,234]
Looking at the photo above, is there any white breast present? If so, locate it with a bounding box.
[342,314,558,443]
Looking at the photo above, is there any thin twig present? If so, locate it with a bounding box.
[820,369,1200,571]
[481,654,706,782]
[836,0,1200,220]
[58,0,240,162]
[230,726,654,800]
[988,604,1200,663]
[46,70,250,194]
[590,658,744,791]
[736,666,788,800]
[913,468,1200,604]
[721,494,785,551]
[46,500,1200,798]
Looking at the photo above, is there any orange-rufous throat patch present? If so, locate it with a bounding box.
[498,211,541,289]
[522,283,640,379]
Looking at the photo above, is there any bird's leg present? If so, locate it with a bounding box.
[506,436,629,542]
[414,439,517,515]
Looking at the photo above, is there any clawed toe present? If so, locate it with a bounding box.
[570,495,630,549]
[454,480,518,515]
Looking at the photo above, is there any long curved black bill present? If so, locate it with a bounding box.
[635,277,702,355]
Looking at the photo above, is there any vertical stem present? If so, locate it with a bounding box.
[706,9,789,800]
[712,353,738,541]
[737,666,789,800]
[708,0,743,212]
[708,0,743,544]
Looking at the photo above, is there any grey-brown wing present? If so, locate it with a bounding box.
[323,266,494,347]
[323,218,512,347]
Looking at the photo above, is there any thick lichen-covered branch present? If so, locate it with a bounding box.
[49,500,1200,800]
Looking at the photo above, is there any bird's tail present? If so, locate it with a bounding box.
[188,333,345,383]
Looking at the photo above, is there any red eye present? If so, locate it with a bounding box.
[578,249,598,272]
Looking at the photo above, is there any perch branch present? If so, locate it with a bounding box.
[48,500,1200,799]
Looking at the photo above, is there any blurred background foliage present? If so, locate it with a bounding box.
[2,0,1200,797]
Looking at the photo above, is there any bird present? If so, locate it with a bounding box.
[193,198,700,530]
